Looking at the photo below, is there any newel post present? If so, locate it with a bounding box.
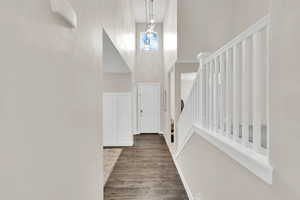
[197,52,211,127]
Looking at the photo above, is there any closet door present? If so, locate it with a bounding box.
[116,94,132,146]
[103,94,117,146]
[103,93,133,147]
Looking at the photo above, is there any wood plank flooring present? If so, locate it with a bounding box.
[104,148,123,184]
[104,134,188,200]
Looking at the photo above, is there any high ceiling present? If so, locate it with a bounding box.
[131,0,169,23]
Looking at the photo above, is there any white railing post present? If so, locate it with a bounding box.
[253,29,268,154]
[220,53,226,135]
[195,78,198,122]
[197,52,211,127]
[207,63,211,130]
[266,24,270,156]
[232,45,240,141]
[205,64,209,129]
[214,58,219,133]
[191,84,195,122]
[225,49,232,138]
[242,38,251,147]
[212,60,217,132]
[209,62,213,131]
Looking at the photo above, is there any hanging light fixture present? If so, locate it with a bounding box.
[145,0,156,37]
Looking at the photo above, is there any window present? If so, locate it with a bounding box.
[140,32,158,51]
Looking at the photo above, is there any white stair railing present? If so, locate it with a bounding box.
[177,15,271,160]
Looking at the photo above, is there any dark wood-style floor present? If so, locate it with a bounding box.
[104,134,189,200]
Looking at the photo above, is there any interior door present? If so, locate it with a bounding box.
[138,83,161,133]
[103,93,133,146]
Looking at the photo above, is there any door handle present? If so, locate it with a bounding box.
[140,109,143,117]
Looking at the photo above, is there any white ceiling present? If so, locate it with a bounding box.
[131,0,169,23]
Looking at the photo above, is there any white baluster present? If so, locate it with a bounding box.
[226,49,232,138]
[219,54,225,135]
[197,76,201,123]
[194,78,198,122]
[266,25,270,155]
[199,68,203,126]
[242,38,251,147]
[233,45,239,141]
[214,60,218,132]
[214,58,219,133]
[191,85,195,122]
[198,53,211,127]
[204,64,208,128]
[207,63,211,130]
[212,60,216,132]
[253,29,267,154]
[209,62,213,130]
[211,61,215,131]
[261,28,268,154]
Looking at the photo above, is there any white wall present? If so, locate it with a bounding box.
[163,0,178,71]
[177,0,233,61]
[164,0,270,65]
[181,73,197,102]
[0,0,102,200]
[135,23,164,84]
[232,0,271,36]
[103,73,132,93]
[103,31,131,73]
[103,0,136,70]
[270,0,300,198]
[174,63,199,122]
[163,0,177,134]
[103,30,132,93]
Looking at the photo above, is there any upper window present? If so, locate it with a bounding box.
[140,32,158,51]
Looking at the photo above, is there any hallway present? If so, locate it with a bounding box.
[104,134,188,200]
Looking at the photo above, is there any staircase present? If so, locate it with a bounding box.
[176,15,273,184]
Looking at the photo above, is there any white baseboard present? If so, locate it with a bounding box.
[163,135,194,200]
[175,128,195,159]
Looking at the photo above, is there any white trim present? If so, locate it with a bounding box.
[175,128,194,159]
[173,157,194,200]
[164,135,194,200]
[192,123,273,184]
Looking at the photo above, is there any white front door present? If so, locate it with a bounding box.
[138,83,161,133]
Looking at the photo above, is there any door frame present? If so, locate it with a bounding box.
[137,82,161,134]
